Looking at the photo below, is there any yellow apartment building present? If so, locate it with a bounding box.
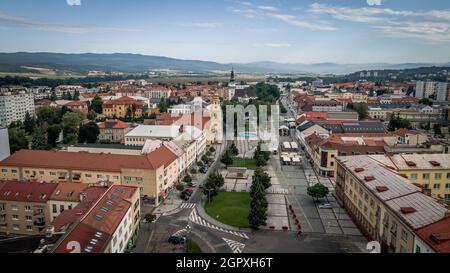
[335,155,449,253]
[102,96,144,118]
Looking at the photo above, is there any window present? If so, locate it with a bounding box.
[12,215,19,220]
[50,172,56,176]
[410,174,418,180]
[415,245,421,253]
[401,229,408,241]
[26,216,32,222]
[446,184,450,189]
[27,225,33,231]
[25,206,31,211]
[434,184,441,190]
[423,173,430,179]
[11,169,17,174]
[435,173,442,180]
[11,205,18,211]
[85,174,92,178]
[445,194,450,201]
[13,224,20,231]
[52,204,57,213]
[1,169,7,173]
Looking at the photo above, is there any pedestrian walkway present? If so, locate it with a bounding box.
[223,238,246,253]
[180,203,196,209]
[189,209,249,239]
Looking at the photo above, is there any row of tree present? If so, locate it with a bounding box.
[221,142,239,166]
[253,142,271,167]
[248,168,271,229]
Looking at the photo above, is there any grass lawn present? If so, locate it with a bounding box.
[204,192,251,228]
[186,239,203,253]
[228,157,258,170]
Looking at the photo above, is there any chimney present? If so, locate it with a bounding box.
[79,192,86,202]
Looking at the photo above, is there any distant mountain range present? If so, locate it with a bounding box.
[0,52,449,75]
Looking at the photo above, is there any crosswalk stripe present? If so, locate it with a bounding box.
[189,210,250,239]
[223,238,246,253]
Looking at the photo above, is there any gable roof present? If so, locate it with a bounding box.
[0,181,58,203]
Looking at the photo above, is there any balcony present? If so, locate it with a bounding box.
[33,210,45,217]
[33,221,46,227]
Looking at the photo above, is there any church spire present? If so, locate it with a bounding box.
[230,66,235,83]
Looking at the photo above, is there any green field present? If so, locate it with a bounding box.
[204,192,251,228]
[228,157,258,170]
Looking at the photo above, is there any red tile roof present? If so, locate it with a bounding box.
[416,217,450,253]
[103,96,144,108]
[53,185,138,253]
[50,183,89,202]
[0,149,175,172]
[0,181,58,203]
[98,119,130,129]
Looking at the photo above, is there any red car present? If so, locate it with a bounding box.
[184,188,193,194]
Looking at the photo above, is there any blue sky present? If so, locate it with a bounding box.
[0,0,449,64]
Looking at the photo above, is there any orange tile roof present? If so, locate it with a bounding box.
[50,182,89,202]
[103,96,144,108]
[416,217,450,253]
[98,119,130,129]
[0,180,58,203]
[0,149,176,172]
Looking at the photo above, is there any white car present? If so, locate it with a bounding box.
[318,203,332,209]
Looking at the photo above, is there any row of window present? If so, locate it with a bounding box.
[2,169,120,181]
[409,173,450,180]
[0,223,34,231]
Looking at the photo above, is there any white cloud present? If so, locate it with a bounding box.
[258,6,278,12]
[367,0,382,6]
[265,43,292,48]
[66,0,81,6]
[308,3,450,42]
[228,6,336,31]
[178,22,223,28]
[0,11,139,33]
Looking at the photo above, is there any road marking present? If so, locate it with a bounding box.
[223,238,246,253]
[189,209,249,239]
[180,203,197,209]
[172,229,187,237]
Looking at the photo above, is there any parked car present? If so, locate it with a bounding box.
[168,235,186,244]
[184,188,194,194]
[318,203,332,209]
[199,166,208,173]
[180,193,189,201]
[188,182,198,187]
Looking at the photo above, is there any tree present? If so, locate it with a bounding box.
[253,167,271,190]
[434,124,442,137]
[230,142,239,156]
[248,180,267,229]
[87,110,97,121]
[50,91,57,101]
[144,213,156,223]
[352,103,369,120]
[31,127,48,150]
[78,122,100,143]
[388,114,411,131]
[62,112,83,144]
[307,183,330,201]
[202,172,224,201]
[176,184,185,191]
[221,150,233,166]
[197,161,204,167]
[209,146,216,153]
[183,174,193,184]
[89,95,103,114]
[23,111,36,134]
[8,127,29,154]
[47,124,62,147]
[37,106,61,125]
[158,98,169,113]
[419,98,433,106]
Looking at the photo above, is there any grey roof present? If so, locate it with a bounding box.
[297,121,316,132]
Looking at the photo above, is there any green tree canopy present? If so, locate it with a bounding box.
[8,127,29,154]
[78,122,100,143]
[307,183,330,201]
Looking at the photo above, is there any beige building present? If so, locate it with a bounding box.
[335,155,449,253]
[97,119,132,143]
[0,181,58,236]
[0,148,179,206]
[48,183,89,221]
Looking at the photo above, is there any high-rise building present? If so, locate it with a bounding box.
[0,127,9,161]
[0,90,35,126]
[415,81,425,98]
[436,82,449,101]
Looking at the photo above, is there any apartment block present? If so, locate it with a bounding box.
[0,181,58,236]
[52,185,140,253]
[335,155,449,253]
[102,96,144,118]
[0,90,35,126]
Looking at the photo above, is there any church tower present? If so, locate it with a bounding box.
[209,93,223,144]
[228,67,236,101]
